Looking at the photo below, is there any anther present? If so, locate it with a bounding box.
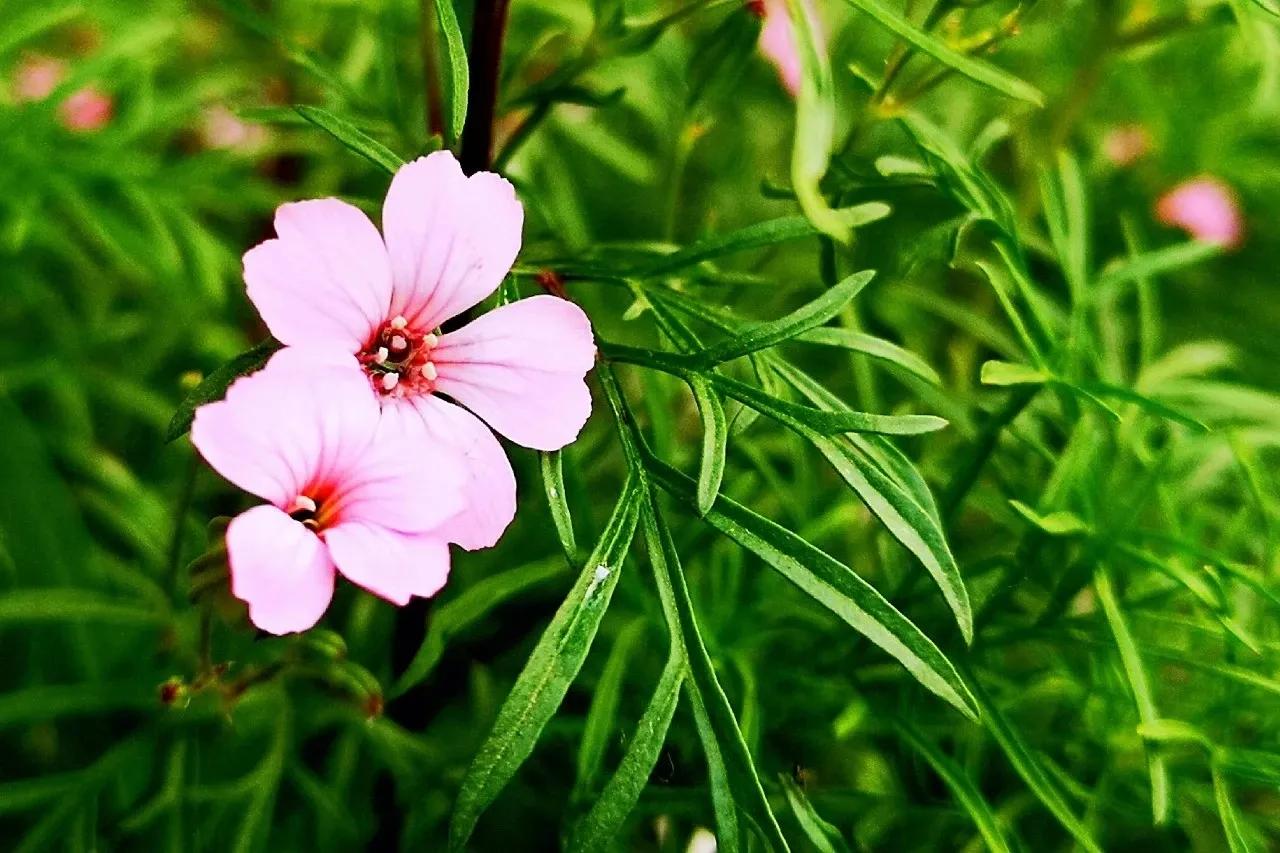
[375,346,389,362]
[390,335,408,351]
[381,372,400,391]
[390,315,408,330]
[292,495,317,514]
[423,333,438,348]
[422,362,438,381]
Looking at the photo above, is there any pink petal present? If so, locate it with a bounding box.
[59,86,113,132]
[325,522,452,605]
[226,505,336,634]
[432,295,595,451]
[381,395,516,550]
[759,0,803,96]
[1155,178,1243,249]
[381,151,523,331]
[191,348,379,507]
[245,199,393,352]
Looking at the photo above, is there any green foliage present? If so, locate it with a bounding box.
[3,0,1280,850]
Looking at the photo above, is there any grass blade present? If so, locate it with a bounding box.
[798,327,942,386]
[896,722,1018,853]
[542,450,580,563]
[294,105,406,174]
[568,652,685,852]
[642,500,789,852]
[646,456,977,719]
[967,674,1102,852]
[692,378,728,516]
[690,271,877,366]
[840,0,1044,104]
[449,479,643,850]
[432,0,469,146]
[779,774,851,853]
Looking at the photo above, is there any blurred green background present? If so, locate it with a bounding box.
[2,0,1280,849]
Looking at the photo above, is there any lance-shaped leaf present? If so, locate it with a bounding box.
[839,0,1043,104]
[689,271,876,366]
[780,774,851,853]
[432,0,468,146]
[633,215,819,277]
[449,479,643,850]
[541,450,579,563]
[896,722,1018,853]
[567,652,685,852]
[166,339,280,442]
[691,377,728,515]
[646,456,977,719]
[294,105,405,175]
[642,500,789,852]
[798,327,942,386]
[967,673,1102,852]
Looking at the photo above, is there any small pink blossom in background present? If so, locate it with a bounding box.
[1102,124,1151,167]
[1156,177,1243,249]
[59,85,113,132]
[243,150,596,553]
[200,104,266,151]
[191,348,469,634]
[13,55,66,102]
[752,0,821,96]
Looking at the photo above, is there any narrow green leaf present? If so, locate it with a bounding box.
[704,371,947,437]
[692,378,728,516]
[839,0,1044,104]
[294,105,406,174]
[896,723,1017,853]
[449,480,644,851]
[574,620,646,799]
[1094,567,1172,825]
[642,501,788,852]
[779,774,851,853]
[166,340,280,442]
[1072,381,1208,432]
[0,590,166,626]
[633,215,819,277]
[1096,240,1222,294]
[1213,762,1258,853]
[0,3,82,61]
[968,674,1102,852]
[1137,719,1213,749]
[433,0,469,146]
[980,360,1047,387]
[1009,501,1089,537]
[646,456,978,719]
[641,290,969,642]
[568,653,685,852]
[798,327,942,385]
[392,558,567,696]
[690,271,877,366]
[541,450,579,563]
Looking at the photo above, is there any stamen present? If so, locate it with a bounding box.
[389,315,408,330]
[291,495,317,514]
[422,362,438,382]
[375,346,389,363]
[423,333,438,348]
[390,335,408,351]
[381,372,401,391]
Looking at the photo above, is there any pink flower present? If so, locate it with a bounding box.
[1156,177,1243,249]
[59,85,113,132]
[1101,124,1150,167]
[752,0,821,97]
[191,348,468,634]
[13,55,66,102]
[243,151,596,552]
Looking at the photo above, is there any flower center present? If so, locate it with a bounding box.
[289,494,322,530]
[358,314,440,398]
